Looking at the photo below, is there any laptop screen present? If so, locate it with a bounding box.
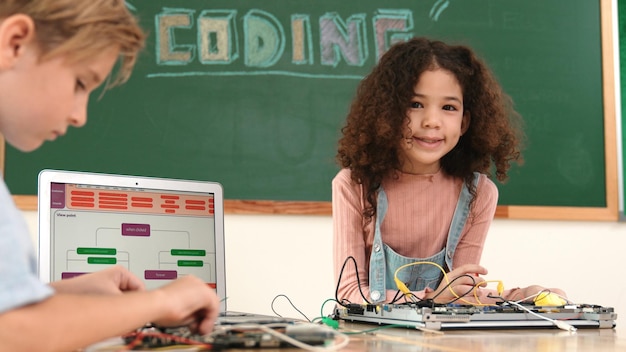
[37,169,226,311]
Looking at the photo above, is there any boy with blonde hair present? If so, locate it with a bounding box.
[0,1,220,350]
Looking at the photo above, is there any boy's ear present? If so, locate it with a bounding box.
[0,14,36,69]
[461,110,471,135]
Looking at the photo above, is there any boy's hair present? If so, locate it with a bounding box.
[337,37,524,219]
[0,0,145,88]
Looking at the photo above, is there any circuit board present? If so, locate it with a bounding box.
[334,302,617,330]
[120,322,335,350]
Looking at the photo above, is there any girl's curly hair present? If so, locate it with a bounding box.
[336,37,524,220]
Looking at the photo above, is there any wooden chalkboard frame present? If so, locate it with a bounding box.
[1,0,619,220]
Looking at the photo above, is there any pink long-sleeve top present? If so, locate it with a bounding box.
[332,167,498,304]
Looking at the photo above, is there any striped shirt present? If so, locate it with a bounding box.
[332,168,498,303]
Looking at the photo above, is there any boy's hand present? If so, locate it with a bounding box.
[49,265,145,295]
[152,275,220,334]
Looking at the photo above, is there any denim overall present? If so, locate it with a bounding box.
[368,173,479,303]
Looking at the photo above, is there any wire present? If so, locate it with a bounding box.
[211,323,351,351]
[341,324,412,334]
[435,274,477,304]
[270,294,312,322]
[504,300,577,332]
[335,256,371,306]
[317,298,340,329]
[395,275,473,308]
[120,330,212,350]
[341,323,444,335]
[390,289,408,303]
[335,257,470,307]
[393,261,491,306]
[484,292,577,332]
[514,289,572,305]
[471,279,505,306]
[319,298,338,319]
[338,257,510,307]
[393,261,446,296]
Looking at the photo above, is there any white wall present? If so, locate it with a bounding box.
[22,211,626,334]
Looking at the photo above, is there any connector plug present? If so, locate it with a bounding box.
[554,320,577,332]
[322,317,339,330]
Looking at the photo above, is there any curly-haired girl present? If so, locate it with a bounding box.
[333,37,563,305]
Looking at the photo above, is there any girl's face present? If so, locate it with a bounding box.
[399,68,469,174]
[0,19,119,152]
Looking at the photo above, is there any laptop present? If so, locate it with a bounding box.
[37,169,227,312]
[37,169,332,350]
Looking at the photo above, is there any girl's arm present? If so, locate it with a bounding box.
[451,175,499,268]
[332,170,408,304]
[449,176,568,305]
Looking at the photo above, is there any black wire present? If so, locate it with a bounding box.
[335,256,371,306]
[532,289,553,304]
[270,294,312,322]
[430,274,477,304]
[391,274,477,307]
[390,289,405,304]
[487,288,555,306]
[402,292,422,306]
[336,257,487,308]
[487,293,507,304]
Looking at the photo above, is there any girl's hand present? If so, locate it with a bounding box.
[423,264,488,303]
[520,285,567,302]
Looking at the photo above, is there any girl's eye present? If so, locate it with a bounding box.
[443,105,458,111]
[410,102,423,108]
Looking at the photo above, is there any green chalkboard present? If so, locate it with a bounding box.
[3,0,608,209]
[619,0,626,219]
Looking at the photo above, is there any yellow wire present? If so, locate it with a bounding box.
[393,261,501,307]
[472,280,504,306]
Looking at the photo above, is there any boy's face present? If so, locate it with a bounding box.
[0,16,119,152]
[0,49,119,152]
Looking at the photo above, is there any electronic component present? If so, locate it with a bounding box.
[120,322,337,350]
[334,303,617,330]
[211,323,334,349]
